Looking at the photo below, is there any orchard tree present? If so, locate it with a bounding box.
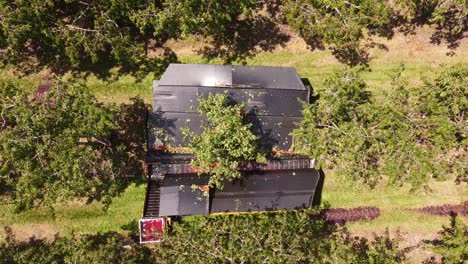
[293,64,467,189]
[283,0,394,66]
[292,68,383,187]
[0,81,133,213]
[161,210,406,263]
[416,63,467,184]
[424,214,468,263]
[0,210,407,263]
[0,0,465,73]
[152,0,288,63]
[0,0,177,77]
[185,93,266,189]
[0,0,286,71]
[0,227,157,263]
[395,0,467,50]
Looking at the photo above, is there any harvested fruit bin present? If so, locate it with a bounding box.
[140,64,322,243]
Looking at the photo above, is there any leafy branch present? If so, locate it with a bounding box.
[185,93,266,189]
[293,64,467,189]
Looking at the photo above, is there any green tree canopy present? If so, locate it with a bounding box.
[395,0,467,50]
[0,0,177,77]
[186,93,266,189]
[0,0,465,71]
[0,81,138,212]
[283,0,394,66]
[161,210,406,263]
[293,64,467,189]
[424,214,468,263]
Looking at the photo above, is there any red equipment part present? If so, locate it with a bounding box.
[139,218,165,243]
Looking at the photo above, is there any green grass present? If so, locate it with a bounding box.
[0,68,154,105]
[322,170,468,238]
[81,73,154,104]
[0,183,146,240]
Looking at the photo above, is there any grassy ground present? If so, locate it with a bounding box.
[0,183,146,241]
[0,25,466,262]
[322,170,467,235]
[323,171,467,262]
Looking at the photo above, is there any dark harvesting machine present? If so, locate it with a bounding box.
[139,64,322,243]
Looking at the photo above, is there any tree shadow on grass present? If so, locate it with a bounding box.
[429,7,467,55]
[197,15,290,64]
[394,3,466,55]
[12,48,178,83]
[79,48,178,81]
[110,98,151,189]
[87,97,150,209]
[65,48,178,81]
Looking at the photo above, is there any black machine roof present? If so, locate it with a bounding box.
[154,170,321,217]
[148,63,311,151]
[157,64,306,90]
